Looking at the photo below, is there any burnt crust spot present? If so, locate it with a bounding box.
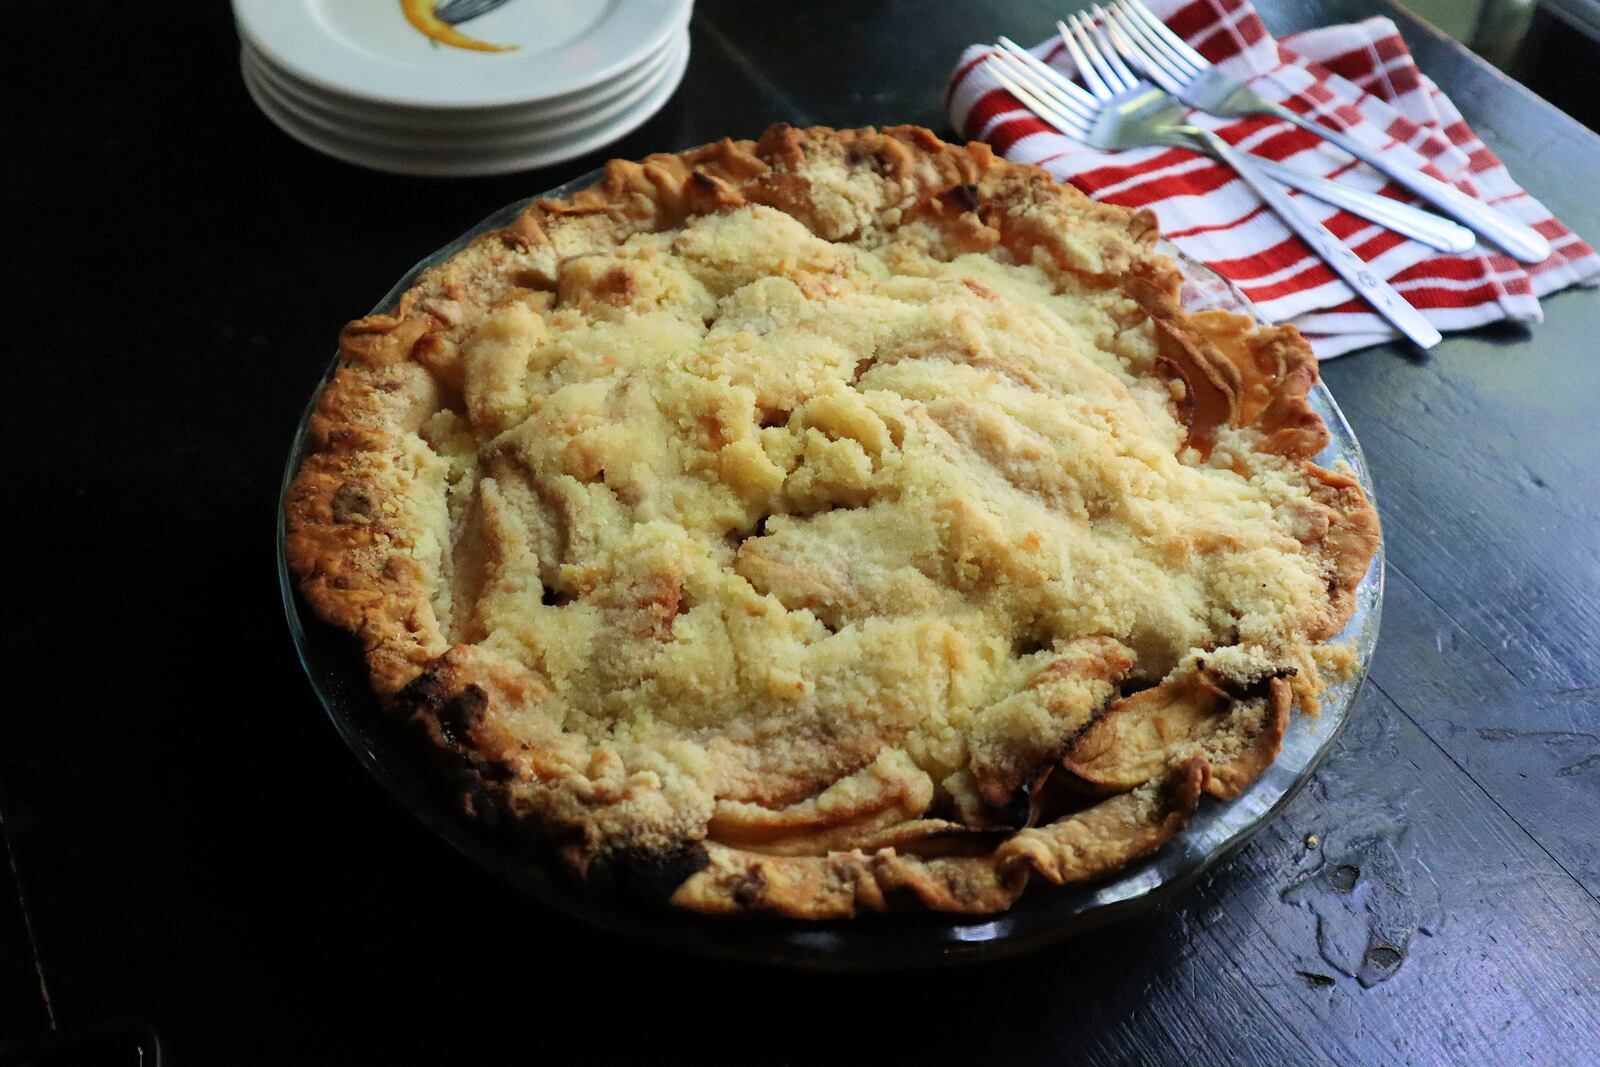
[593,841,712,905]
[436,685,488,747]
[395,666,451,717]
[731,867,768,908]
[995,778,1036,829]
[950,183,981,211]
[1194,659,1298,702]
[396,670,488,749]
[330,481,374,524]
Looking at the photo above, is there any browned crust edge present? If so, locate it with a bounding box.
[283,124,1380,918]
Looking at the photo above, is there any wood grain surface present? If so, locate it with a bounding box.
[4,1,1596,1064]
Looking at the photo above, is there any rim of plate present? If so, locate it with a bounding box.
[241,32,690,177]
[233,0,692,109]
[238,26,679,128]
[243,33,679,150]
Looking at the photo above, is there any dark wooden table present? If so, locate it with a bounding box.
[7,2,1597,1063]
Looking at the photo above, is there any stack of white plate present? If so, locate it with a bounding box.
[233,0,692,176]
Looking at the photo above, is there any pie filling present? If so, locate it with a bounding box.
[286,125,1378,917]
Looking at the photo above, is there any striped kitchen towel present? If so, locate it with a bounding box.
[945,0,1599,357]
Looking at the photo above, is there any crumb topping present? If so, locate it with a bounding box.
[284,125,1378,917]
[423,202,1331,805]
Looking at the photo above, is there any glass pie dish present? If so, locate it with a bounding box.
[276,168,1384,969]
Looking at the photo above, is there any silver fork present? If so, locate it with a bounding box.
[987,26,1441,348]
[1105,0,1549,263]
[1026,30,1470,253]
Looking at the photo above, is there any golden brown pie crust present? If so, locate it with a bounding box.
[284,124,1379,918]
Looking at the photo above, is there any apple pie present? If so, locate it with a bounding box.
[285,124,1379,917]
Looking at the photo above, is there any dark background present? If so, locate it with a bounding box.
[5,2,1598,1064]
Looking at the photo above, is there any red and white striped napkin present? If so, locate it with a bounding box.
[945,0,1599,357]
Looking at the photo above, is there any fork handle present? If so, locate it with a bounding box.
[1267,104,1549,264]
[1253,158,1476,254]
[1187,128,1442,349]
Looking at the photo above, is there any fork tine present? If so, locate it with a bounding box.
[984,53,1095,139]
[1118,0,1209,73]
[1100,4,1185,94]
[1110,0,1204,81]
[1067,13,1131,94]
[1113,1,1203,81]
[1055,18,1112,100]
[996,36,1099,121]
[1084,8,1140,90]
[989,48,1088,122]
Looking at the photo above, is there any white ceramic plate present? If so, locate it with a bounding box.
[233,0,691,109]
[242,33,679,149]
[242,29,690,175]
[238,27,679,130]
